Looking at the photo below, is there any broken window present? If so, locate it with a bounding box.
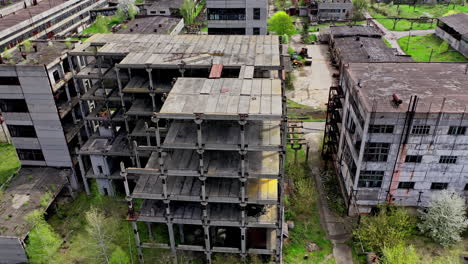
[0,99,29,112]
[363,142,390,162]
[448,126,466,135]
[343,143,357,180]
[17,149,44,161]
[52,70,61,83]
[398,182,415,189]
[368,124,394,134]
[439,155,457,164]
[7,125,37,137]
[430,182,448,190]
[411,125,430,135]
[358,170,383,188]
[405,155,422,163]
[253,27,260,35]
[253,8,261,20]
[0,76,20,85]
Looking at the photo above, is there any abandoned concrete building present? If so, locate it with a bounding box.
[308,0,353,22]
[436,13,468,59]
[0,40,84,262]
[0,0,107,50]
[141,0,183,16]
[117,16,184,35]
[66,34,287,262]
[206,0,268,35]
[322,62,468,214]
[320,26,412,68]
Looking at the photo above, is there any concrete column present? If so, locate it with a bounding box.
[131,221,145,264]
[76,150,90,195]
[240,227,246,254]
[167,223,178,264]
[147,222,154,241]
[178,224,185,243]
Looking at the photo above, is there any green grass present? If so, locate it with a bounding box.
[308,21,366,33]
[368,4,468,31]
[200,26,208,32]
[283,147,335,263]
[398,34,468,62]
[382,37,392,48]
[287,99,326,122]
[0,143,20,188]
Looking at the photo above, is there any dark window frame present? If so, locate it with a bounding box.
[398,182,415,189]
[411,125,430,135]
[431,182,448,190]
[16,149,44,161]
[253,27,260,35]
[439,155,457,164]
[363,142,390,162]
[448,126,466,135]
[0,99,29,112]
[368,124,394,134]
[405,155,422,163]
[358,170,384,188]
[0,76,20,86]
[6,125,37,138]
[253,8,261,20]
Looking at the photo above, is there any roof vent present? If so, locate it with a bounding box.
[159,24,162,28]
[154,29,158,33]
[130,28,133,32]
[392,93,403,106]
[136,23,138,27]
[355,36,360,41]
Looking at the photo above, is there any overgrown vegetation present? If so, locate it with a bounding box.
[0,143,20,188]
[25,210,63,264]
[398,34,468,62]
[287,99,326,122]
[320,170,346,216]
[179,0,205,25]
[81,4,137,35]
[283,147,335,263]
[268,11,296,36]
[308,21,366,33]
[381,243,419,264]
[354,205,416,254]
[418,190,468,248]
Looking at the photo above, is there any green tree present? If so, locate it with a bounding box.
[268,11,296,36]
[381,243,419,264]
[85,207,115,263]
[354,205,415,254]
[25,210,62,264]
[179,0,199,25]
[109,246,131,264]
[418,190,468,247]
[352,0,368,21]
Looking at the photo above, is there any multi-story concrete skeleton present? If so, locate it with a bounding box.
[68,34,287,262]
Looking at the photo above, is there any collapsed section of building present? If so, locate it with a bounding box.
[67,34,287,263]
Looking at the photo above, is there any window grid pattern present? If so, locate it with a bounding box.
[448,126,466,135]
[411,125,430,135]
[17,149,44,161]
[405,155,422,163]
[439,156,457,164]
[363,143,390,162]
[431,182,448,190]
[358,171,384,188]
[368,124,394,134]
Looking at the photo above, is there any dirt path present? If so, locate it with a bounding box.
[286,44,336,111]
[304,122,354,264]
[364,12,435,54]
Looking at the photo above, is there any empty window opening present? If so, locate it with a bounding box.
[253,68,271,78]
[0,99,29,112]
[431,182,448,190]
[160,10,166,14]
[363,143,390,162]
[52,70,61,83]
[17,149,44,161]
[253,8,261,20]
[398,182,415,189]
[246,228,266,249]
[448,126,466,135]
[411,125,430,135]
[7,125,37,137]
[358,170,384,188]
[253,27,260,35]
[368,124,394,134]
[97,165,104,174]
[405,155,422,163]
[439,155,457,164]
[221,67,240,78]
[0,76,20,85]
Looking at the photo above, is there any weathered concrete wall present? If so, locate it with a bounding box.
[435,27,468,58]
[317,2,353,21]
[206,0,268,35]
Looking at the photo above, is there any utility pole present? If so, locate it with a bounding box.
[406,31,411,52]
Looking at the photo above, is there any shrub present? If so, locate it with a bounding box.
[438,41,449,54]
[25,210,62,264]
[22,40,33,52]
[354,205,415,254]
[281,34,289,44]
[418,190,468,247]
[381,243,419,264]
[40,191,53,208]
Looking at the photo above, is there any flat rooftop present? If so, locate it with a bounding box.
[145,0,183,8]
[117,16,182,34]
[439,13,468,39]
[159,78,283,120]
[328,25,382,38]
[0,0,66,32]
[71,34,282,68]
[334,37,412,63]
[346,63,468,113]
[3,40,73,65]
[0,167,68,238]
